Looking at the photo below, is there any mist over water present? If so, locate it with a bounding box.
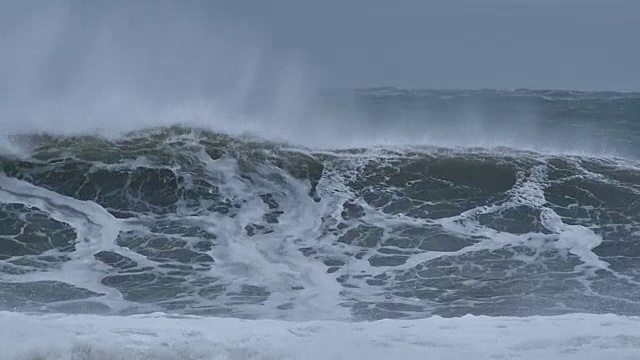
[0,1,317,139]
[2,1,638,158]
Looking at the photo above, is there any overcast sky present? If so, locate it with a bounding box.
[2,0,639,93]
[213,0,640,91]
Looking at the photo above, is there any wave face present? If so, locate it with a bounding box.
[1,90,640,322]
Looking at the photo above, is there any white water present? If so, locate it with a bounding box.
[0,150,632,319]
[2,311,640,360]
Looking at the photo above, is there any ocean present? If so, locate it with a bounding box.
[1,88,640,359]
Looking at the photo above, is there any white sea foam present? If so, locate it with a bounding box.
[2,311,640,360]
[0,154,349,319]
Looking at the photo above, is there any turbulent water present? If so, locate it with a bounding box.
[1,89,640,326]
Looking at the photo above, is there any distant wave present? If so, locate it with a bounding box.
[2,89,639,158]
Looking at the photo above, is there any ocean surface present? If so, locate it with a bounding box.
[1,88,640,359]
